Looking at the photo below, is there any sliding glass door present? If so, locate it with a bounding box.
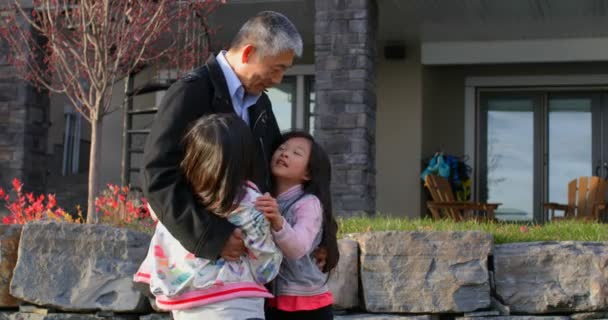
[479,93,541,221]
[546,94,599,209]
[478,91,603,222]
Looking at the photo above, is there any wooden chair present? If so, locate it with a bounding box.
[544,176,607,222]
[424,174,501,222]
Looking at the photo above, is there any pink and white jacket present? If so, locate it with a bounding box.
[133,183,282,311]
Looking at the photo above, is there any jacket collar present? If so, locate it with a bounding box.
[206,54,230,98]
[277,184,305,203]
[206,53,268,128]
[206,54,266,121]
[205,54,233,114]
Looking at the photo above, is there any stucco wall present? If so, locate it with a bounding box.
[47,67,157,190]
[375,46,423,218]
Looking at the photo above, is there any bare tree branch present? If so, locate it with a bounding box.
[0,0,222,222]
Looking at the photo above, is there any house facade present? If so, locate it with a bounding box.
[0,27,49,196]
[4,0,608,221]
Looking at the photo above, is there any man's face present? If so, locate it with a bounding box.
[240,47,294,95]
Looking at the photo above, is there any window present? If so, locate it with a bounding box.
[267,77,296,131]
[306,77,316,135]
[266,65,315,133]
[62,106,82,175]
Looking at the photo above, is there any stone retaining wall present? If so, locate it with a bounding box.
[0,224,606,319]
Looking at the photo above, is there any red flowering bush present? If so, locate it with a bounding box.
[0,178,81,224]
[95,184,155,233]
[0,179,154,233]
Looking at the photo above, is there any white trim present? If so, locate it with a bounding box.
[285,64,314,76]
[61,113,72,176]
[71,114,81,174]
[295,75,306,129]
[155,68,178,107]
[283,65,314,130]
[158,69,177,80]
[464,86,476,197]
[422,38,608,65]
[466,75,608,88]
[61,109,81,176]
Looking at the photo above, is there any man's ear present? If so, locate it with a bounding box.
[242,44,255,64]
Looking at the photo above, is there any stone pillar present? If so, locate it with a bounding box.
[0,19,50,195]
[314,0,377,216]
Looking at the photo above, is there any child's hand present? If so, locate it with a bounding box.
[220,228,246,261]
[255,192,279,215]
[263,210,284,232]
[255,193,283,231]
[313,246,328,272]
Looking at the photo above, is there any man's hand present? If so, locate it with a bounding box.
[255,193,284,231]
[312,246,328,272]
[220,228,246,261]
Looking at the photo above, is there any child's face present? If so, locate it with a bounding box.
[271,137,312,184]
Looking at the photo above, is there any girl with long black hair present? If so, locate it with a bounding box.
[258,131,340,320]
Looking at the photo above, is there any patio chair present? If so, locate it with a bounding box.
[544,176,607,222]
[424,174,501,222]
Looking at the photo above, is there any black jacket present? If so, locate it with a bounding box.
[142,55,281,259]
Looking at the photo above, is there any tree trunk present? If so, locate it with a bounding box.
[86,117,103,223]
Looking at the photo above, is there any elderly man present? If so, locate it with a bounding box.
[142,11,302,261]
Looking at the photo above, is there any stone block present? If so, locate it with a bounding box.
[570,311,608,320]
[329,239,360,310]
[327,139,351,154]
[329,20,349,34]
[337,114,360,129]
[346,169,366,185]
[351,139,370,154]
[0,225,22,307]
[494,242,608,314]
[342,195,374,212]
[456,317,569,320]
[354,231,492,313]
[348,20,368,33]
[139,314,172,320]
[10,223,152,312]
[346,0,370,10]
[0,85,17,102]
[0,312,139,319]
[0,150,13,162]
[345,104,367,114]
[336,314,437,320]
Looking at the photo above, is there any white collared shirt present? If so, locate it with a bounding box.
[215,51,261,125]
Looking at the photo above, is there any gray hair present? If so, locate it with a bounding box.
[230,11,303,58]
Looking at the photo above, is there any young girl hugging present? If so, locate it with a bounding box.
[260,131,340,320]
[134,114,282,320]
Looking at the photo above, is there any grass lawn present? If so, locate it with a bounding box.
[337,216,608,244]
